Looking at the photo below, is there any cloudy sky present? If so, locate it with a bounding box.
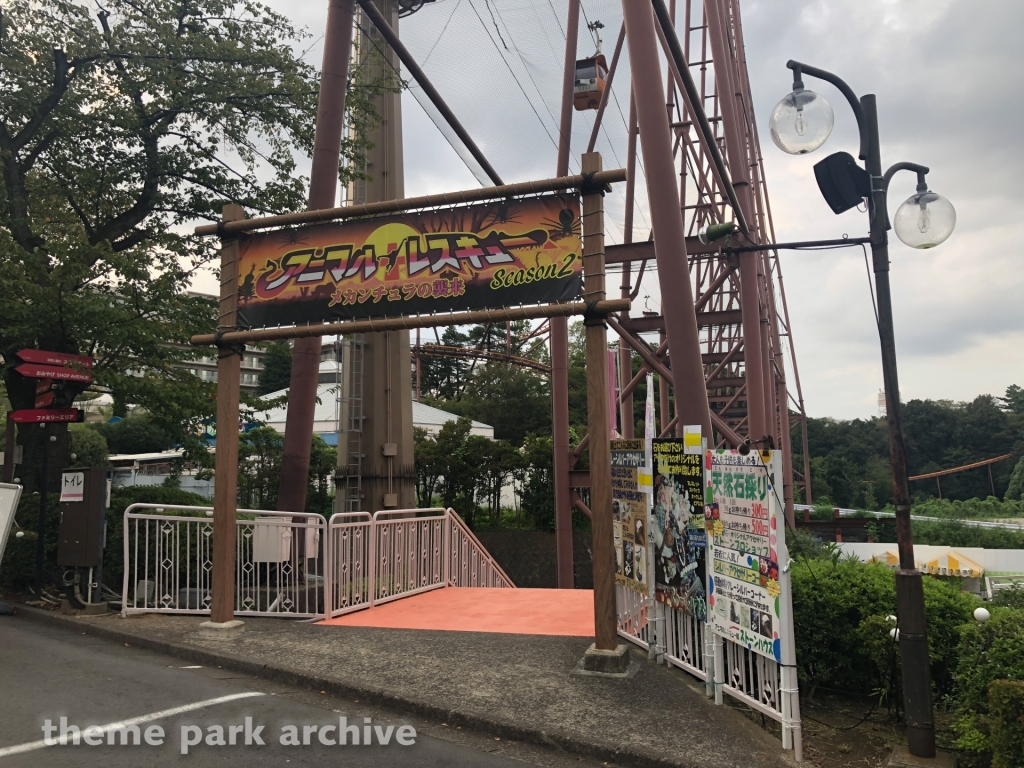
[226,0,1022,420]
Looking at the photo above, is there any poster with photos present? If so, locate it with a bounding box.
[652,439,706,619]
[611,439,648,596]
[706,449,787,663]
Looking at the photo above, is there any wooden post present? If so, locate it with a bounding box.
[582,152,617,651]
[210,204,245,626]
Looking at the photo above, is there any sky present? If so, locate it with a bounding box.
[199,0,1023,421]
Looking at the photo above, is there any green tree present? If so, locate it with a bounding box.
[518,434,554,530]
[448,364,551,446]
[1006,457,1024,501]
[67,423,108,467]
[92,415,173,455]
[0,0,388,496]
[257,342,293,396]
[237,427,334,513]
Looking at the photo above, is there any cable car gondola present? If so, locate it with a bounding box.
[573,54,608,111]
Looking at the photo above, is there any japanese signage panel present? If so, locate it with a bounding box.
[235,194,583,329]
[60,472,85,503]
[706,449,789,662]
[611,439,649,596]
[652,439,706,618]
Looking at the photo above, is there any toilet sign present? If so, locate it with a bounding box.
[60,472,85,503]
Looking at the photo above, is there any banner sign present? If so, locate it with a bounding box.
[9,408,85,424]
[16,349,93,369]
[652,439,706,618]
[15,363,92,383]
[611,439,649,596]
[235,194,583,329]
[706,449,789,662]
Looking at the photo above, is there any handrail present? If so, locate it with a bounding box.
[446,508,515,588]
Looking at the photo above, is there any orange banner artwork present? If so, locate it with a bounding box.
[235,194,582,330]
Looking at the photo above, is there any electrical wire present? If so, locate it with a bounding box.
[464,0,561,154]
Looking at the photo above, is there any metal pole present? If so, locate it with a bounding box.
[702,0,768,443]
[620,0,712,440]
[37,424,48,586]
[2,417,14,483]
[582,152,617,650]
[277,0,356,516]
[211,203,246,625]
[863,93,935,759]
[552,0,580,590]
[618,94,638,441]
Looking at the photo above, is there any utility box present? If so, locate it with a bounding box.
[57,467,107,567]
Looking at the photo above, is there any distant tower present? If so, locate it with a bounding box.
[878,390,887,417]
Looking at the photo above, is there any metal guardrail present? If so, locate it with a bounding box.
[325,507,514,619]
[795,503,1024,531]
[122,504,326,618]
[616,589,782,722]
[125,505,513,621]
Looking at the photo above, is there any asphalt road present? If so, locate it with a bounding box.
[0,615,608,768]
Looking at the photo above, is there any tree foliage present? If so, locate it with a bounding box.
[0,0,391,495]
[795,386,1024,507]
[257,342,293,396]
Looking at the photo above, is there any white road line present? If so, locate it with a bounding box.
[0,692,265,758]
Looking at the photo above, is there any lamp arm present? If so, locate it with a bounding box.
[880,162,930,230]
[883,162,930,193]
[787,60,868,161]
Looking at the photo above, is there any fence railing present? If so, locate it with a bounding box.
[616,590,791,747]
[122,505,514,620]
[122,504,326,618]
[324,507,514,619]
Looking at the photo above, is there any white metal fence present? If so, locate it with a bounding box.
[123,505,513,620]
[325,507,514,619]
[616,591,797,757]
[122,504,326,618]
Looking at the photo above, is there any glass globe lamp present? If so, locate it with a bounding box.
[893,189,956,249]
[769,88,834,154]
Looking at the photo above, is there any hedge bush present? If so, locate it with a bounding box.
[989,680,1024,768]
[790,557,977,697]
[953,607,1024,752]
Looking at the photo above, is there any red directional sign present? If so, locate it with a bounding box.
[35,392,55,408]
[9,409,85,424]
[35,379,53,395]
[16,349,93,369]
[15,364,92,383]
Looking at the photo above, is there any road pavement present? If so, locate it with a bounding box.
[0,616,608,768]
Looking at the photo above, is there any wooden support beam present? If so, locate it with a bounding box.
[194,170,627,237]
[581,152,617,651]
[192,299,631,347]
[211,204,245,625]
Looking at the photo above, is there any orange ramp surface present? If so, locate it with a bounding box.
[318,587,596,636]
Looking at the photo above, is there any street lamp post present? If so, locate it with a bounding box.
[770,61,956,761]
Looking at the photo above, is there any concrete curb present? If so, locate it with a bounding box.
[11,605,755,768]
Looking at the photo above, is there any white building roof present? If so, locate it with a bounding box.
[254,385,492,439]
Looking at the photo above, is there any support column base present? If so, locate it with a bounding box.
[198,619,245,639]
[887,746,957,768]
[582,643,630,674]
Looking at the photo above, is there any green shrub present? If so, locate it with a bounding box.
[791,558,976,697]
[953,608,1024,752]
[989,680,1024,768]
[909,497,1024,520]
[912,519,1024,550]
[992,586,1024,610]
[0,529,38,589]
